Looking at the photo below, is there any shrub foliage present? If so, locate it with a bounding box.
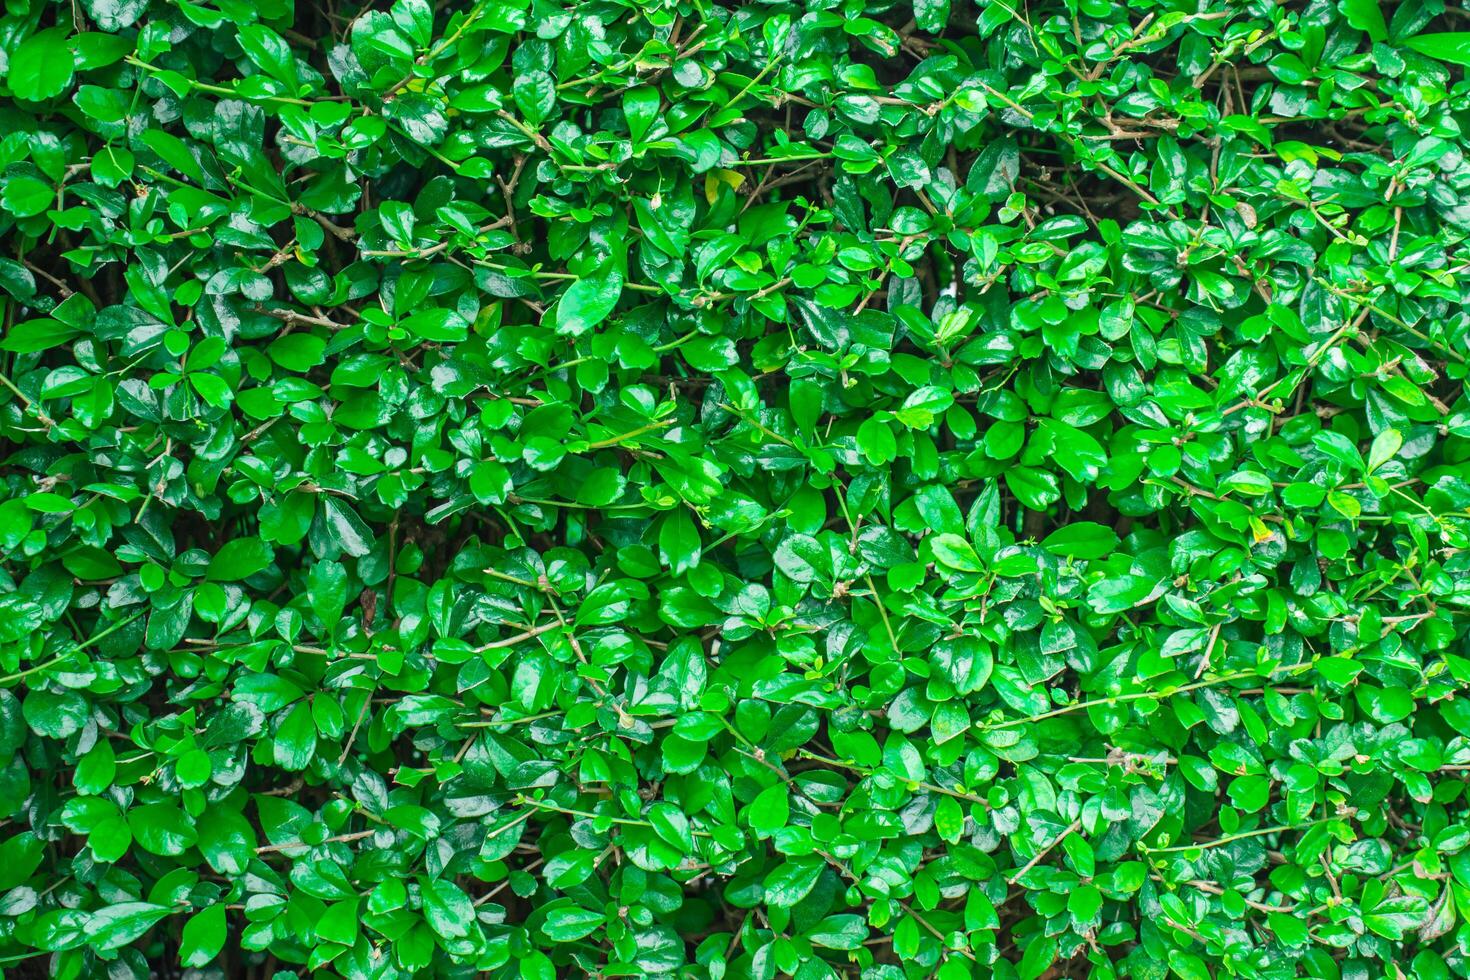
[3,0,1470,976]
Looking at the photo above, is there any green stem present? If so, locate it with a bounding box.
[482,567,543,589]
[384,0,493,98]
[653,329,700,352]
[795,749,988,806]
[724,56,784,112]
[863,574,899,658]
[0,369,53,427]
[461,708,567,729]
[127,57,316,106]
[718,401,802,450]
[515,796,712,837]
[1315,279,1467,364]
[474,261,662,294]
[474,619,562,654]
[0,611,146,686]
[508,495,654,511]
[730,153,833,166]
[584,419,674,451]
[981,663,1311,731]
[1140,816,1336,854]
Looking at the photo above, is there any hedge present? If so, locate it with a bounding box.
[2,0,1470,976]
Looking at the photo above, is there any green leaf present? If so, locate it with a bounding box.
[3,176,54,217]
[206,538,274,581]
[89,902,171,952]
[623,87,660,143]
[1041,522,1119,559]
[315,898,360,946]
[308,560,349,627]
[806,914,867,950]
[773,534,830,583]
[422,878,474,939]
[747,783,789,836]
[318,497,375,556]
[267,333,327,372]
[180,904,227,967]
[403,308,470,343]
[1405,33,1470,64]
[236,25,300,89]
[23,690,89,739]
[197,809,257,876]
[554,272,623,337]
[1368,427,1402,471]
[1005,466,1060,511]
[763,859,822,907]
[930,532,984,572]
[128,803,197,856]
[542,907,604,942]
[83,0,148,31]
[658,509,702,575]
[74,740,116,794]
[1269,910,1310,946]
[1068,883,1102,924]
[9,29,74,102]
[1338,0,1387,41]
[272,702,317,771]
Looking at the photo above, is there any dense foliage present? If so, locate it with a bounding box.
[2,0,1470,975]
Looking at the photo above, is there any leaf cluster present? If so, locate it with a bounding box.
[2,0,1470,977]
